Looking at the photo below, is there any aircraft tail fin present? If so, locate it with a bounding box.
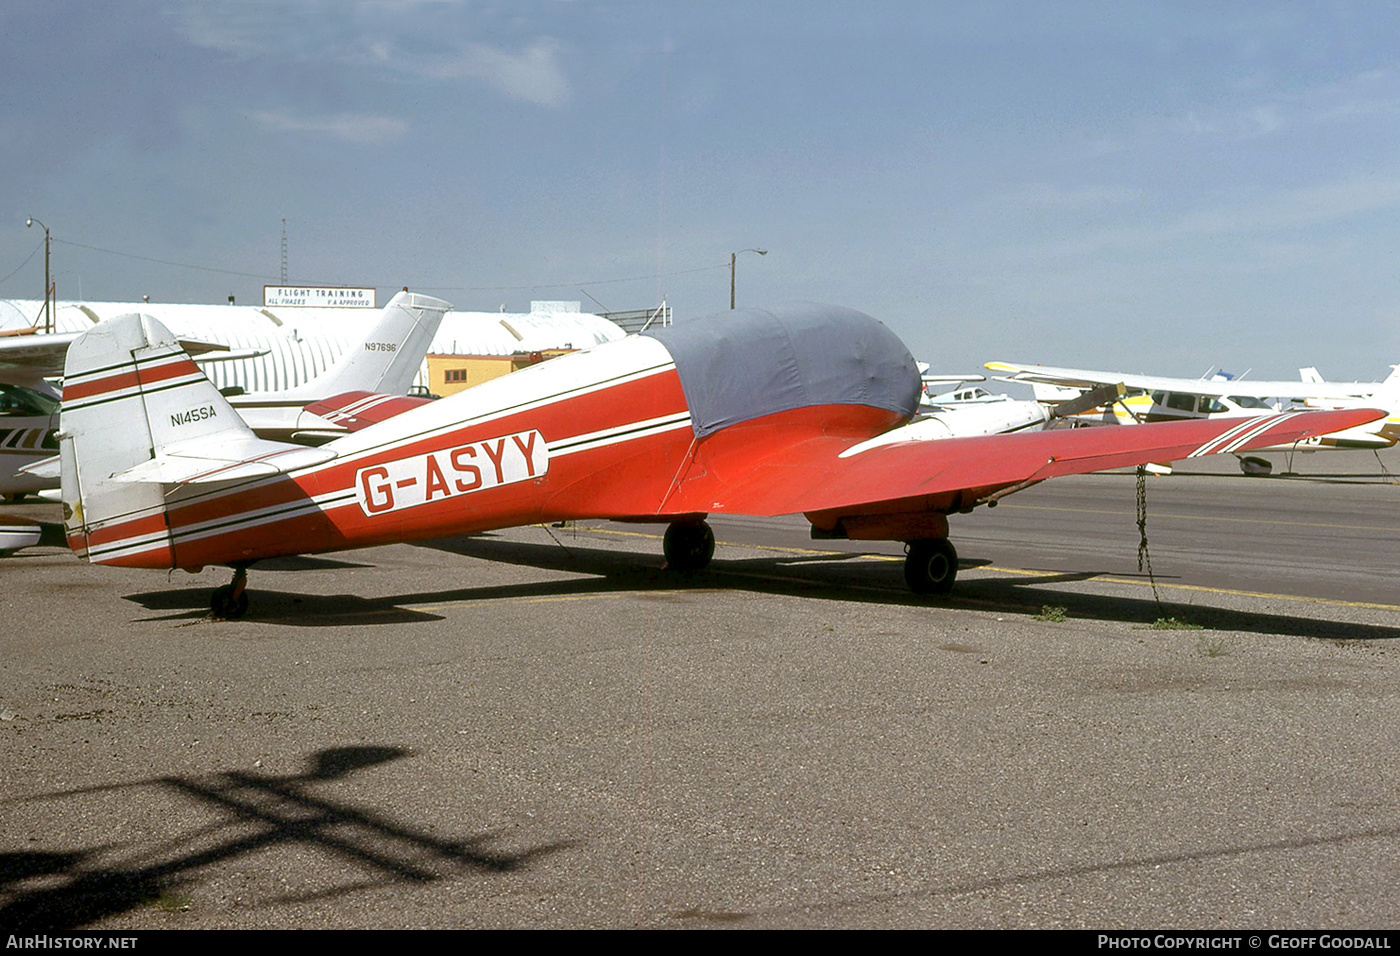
[1363,364,1400,411]
[1027,382,1083,403]
[59,313,331,567]
[275,290,451,400]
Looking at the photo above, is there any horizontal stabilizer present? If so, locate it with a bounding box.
[17,455,59,479]
[188,345,270,365]
[111,439,335,484]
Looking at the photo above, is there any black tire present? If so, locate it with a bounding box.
[1239,456,1273,476]
[904,538,958,595]
[211,585,249,619]
[663,520,715,574]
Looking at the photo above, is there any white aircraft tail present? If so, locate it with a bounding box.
[60,313,332,567]
[271,290,451,400]
[1028,382,1083,403]
[1358,364,1400,413]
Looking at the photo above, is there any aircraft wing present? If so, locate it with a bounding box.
[661,408,1385,521]
[985,360,1379,402]
[920,373,987,386]
[0,330,79,378]
[0,328,262,380]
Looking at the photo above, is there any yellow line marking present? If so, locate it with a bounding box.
[998,502,1397,534]
[576,524,1400,612]
[414,592,626,611]
[589,524,901,560]
[975,565,1400,612]
[508,594,626,605]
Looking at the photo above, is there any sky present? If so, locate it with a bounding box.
[5,1,1400,380]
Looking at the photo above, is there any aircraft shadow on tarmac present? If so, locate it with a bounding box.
[121,531,1400,642]
[421,534,1400,642]
[0,745,571,931]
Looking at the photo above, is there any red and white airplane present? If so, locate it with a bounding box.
[57,303,1383,617]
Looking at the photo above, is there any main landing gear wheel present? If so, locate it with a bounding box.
[904,538,958,595]
[210,567,250,620]
[663,520,715,575]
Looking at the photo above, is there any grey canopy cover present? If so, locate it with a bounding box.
[643,303,921,438]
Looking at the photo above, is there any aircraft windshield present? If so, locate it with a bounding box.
[0,383,59,417]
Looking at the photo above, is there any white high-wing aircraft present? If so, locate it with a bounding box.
[915,370,1052,439]
[0,291,450,499]
[986,360,1400,473]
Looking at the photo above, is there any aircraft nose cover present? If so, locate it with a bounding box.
[643,303,921,437]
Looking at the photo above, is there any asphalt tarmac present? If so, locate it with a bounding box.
[2,449,1399,929]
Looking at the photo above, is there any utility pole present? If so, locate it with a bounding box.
[26,217,52,333]
[729,248,767,309]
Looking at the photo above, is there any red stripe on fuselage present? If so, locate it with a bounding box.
[80,511,171,550]
[64,356,201,401]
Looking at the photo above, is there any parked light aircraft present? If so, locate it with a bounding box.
[915,374,1051,439]
[986,360,1400,473]
[58,304,1381,617]
[0,291,449,499]
[0,297,625,395]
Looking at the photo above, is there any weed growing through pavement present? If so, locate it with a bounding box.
[1143,617,1202,631]
[1196,635,1231,658]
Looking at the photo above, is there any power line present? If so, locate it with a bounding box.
[421,263,729,293]
[54,238,275,280]
[0,238,43,286]
[50,237,731,293]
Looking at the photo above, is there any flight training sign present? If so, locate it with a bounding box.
[263,285,377,308]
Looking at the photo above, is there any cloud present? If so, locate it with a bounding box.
[422,38,571,108]
[172,4,571,108]
[1178,176,1400,235]
[1162,68,1400,143]
[1023,174,1400,261]
[245,110,409,144]
[1011,183,1142,209]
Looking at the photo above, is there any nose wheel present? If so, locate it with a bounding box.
[211,567,250,619]
[904,538,958,595]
